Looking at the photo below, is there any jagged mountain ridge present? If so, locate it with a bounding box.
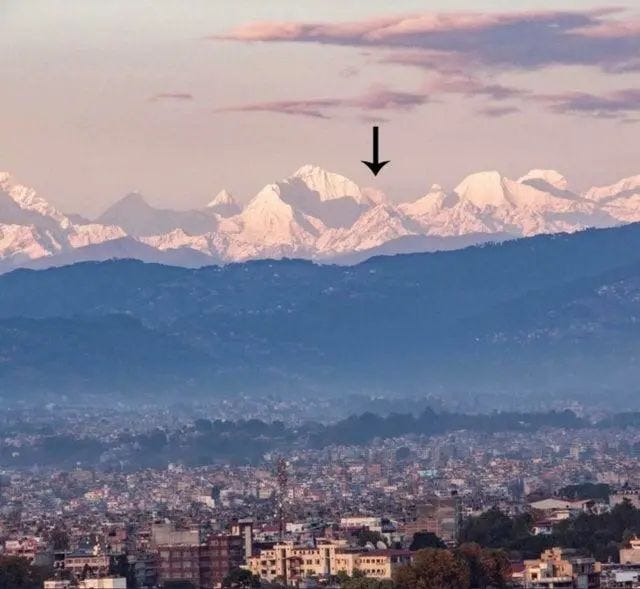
[1,165,640,271]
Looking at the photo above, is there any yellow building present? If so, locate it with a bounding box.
[247,540,411,585]
[523,547,601,588]
[620,536,640,564]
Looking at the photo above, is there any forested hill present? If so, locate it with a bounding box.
[3,223,640,403]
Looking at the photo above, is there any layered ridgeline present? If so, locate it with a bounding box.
[4,222,640,402]
[1,166,640,270]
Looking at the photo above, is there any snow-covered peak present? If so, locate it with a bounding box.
[455,171,507,208]
[290,165,367,204]
[519,169,569,191]
[585,175,640,202]
[399,184,456,218]
[0,173,70,228]
[361,186,388,206]
[318,203,419,254]
[143,227,191,246]
[245,184,288,212]
[206,189,240,217]
[1,165,640,269]
[207,189,236,208]
[241,183,319,236]
[454,171,577,210]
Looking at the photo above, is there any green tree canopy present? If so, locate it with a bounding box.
[355,529,386,547]
[456,543,511,589]
[409,532,446,551]
[223,567,261,589]
[0,556,49,589]
[393,548,470,589]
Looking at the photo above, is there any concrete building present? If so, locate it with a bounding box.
[43,581,71,589]
[402,494,460,543]
[610,490,640,510]
[523,547,601,589]
[340,517,382,531]
[78,579,127,589]
[157,533,244,589]
[620,537,640,565]
[247,540,410,585]
[231,518,254,559]
[63,552,112,579]
[151,522,201,547]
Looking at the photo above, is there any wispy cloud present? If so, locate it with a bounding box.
[216,98,337,119]
[425,74,527,100]
[214,8,640,73]
[150,93,194,102]
[541,89,640,117]
[216,87,429,120]
[477,105,521,118]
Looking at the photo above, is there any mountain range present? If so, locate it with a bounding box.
[1,165,640,271]
[4,221,640,405]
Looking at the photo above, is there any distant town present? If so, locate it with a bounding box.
[3,402,640,588]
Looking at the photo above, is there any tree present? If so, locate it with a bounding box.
[409,532,446,551]
[479,548,511,589]
[110,554,137,589]
[346,578,395,589]
[460,500,640,563]
[557,483,610,502]
[393,548,470,589]
[0,556,49,589]
[48,526,70,551]
[355,529,386,547]
[456,543,510,589]
[459,507,551,558]
[337,569,395,589]
[223,568,261,589]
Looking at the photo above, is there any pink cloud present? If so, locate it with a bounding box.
[424,75,526,100]
[477,105,521,118]
[216,98,338,119]
[150,93,194,102]
[215,87,429,120]
[214,8,640,73]
[540,89,640,117]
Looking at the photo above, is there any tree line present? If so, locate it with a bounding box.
[460,500,640,562]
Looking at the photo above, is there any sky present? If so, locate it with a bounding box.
[1,0,639,217]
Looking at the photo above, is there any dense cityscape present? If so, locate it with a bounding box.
[3,402,640,588]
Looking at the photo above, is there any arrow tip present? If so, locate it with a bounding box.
[361,160,390,177]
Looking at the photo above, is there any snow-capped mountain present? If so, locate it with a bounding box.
[2,165,640,271]
[206,190,240,217]
[401,169,614,238]
[275,165,374,228]
[0,172,125,268]
[97,192,217,237]
[584,175,640,223]
[317,203,420,254]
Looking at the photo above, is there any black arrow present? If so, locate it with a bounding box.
[361,126,390,176]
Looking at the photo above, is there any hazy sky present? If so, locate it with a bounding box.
[1,1,639,216]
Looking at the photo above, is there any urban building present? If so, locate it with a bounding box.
[523,547,601,589]
[246,539,411,585]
